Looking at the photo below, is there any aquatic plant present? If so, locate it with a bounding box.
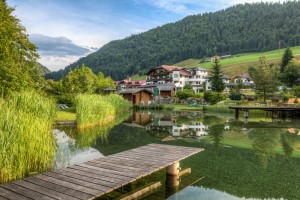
[76,94,129,128]
[0,91,57,184]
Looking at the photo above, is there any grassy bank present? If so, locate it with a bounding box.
[76,94,129,128]
[0,92,57,184]
[162,103,203,110]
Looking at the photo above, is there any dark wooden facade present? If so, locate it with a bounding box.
[120,89,153,105]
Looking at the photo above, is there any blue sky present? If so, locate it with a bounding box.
[7,0,276,71]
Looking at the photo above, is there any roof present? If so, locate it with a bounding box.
[139,83,176,91]
[157,85,176,91]
[104,87,116,91]
[146,65,181,75]
[119,88,153,94]
[192,66,207,71]
[234,73,251,79]
[180,69,192,76]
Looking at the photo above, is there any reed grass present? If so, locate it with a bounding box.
[76,94,129,128]
[0,92,57,184]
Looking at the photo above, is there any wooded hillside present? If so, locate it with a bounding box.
[46,2,300,80]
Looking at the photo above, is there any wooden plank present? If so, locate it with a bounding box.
[35,174,101,196]
[120,181,161,200]
[2,183,53,200]
[77,164,141,178]
[1,144,203,200]
[69,165,132,182]
[63,168,126,184]
[25,177,92,200]
[14,180,78,200]
[0,187,31,200]
[52,170,118,189]
[0,196,7,200]
[85,161,147,173]
[44,172,111,192]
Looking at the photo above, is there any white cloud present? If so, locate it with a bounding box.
[38,56,81,71]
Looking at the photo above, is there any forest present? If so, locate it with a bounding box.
[46,1,300,81]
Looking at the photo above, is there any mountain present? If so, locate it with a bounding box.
[46,2,300,81]
[35,62,51,75]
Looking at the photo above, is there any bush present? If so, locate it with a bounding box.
[194,93,203,98]
[176,89,195,99]
[271,96,280,103]
[293,86,300,97]
[229,93,246,100]
[294,98,299,104]
[183,84,193,90]
[204,91,225,104]
[247,95,255,101]
[283,95,289,102]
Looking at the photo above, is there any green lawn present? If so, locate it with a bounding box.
[174,46,300,76]
[162,103,203,110]
[130,74,146,80]
[55,107,76,121]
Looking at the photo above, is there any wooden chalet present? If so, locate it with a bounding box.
[119,88,153,105]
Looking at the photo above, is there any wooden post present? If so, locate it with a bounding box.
[272,110,278,119]
[235,109,239,119]
[244,109,249,118]
[166,161,180,176]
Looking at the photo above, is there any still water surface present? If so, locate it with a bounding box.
[55,110,300,199]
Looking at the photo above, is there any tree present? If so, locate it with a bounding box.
[95,72,116,93]
[209,59,225,92]
[280,47,294,73]
[281,59,300,87]
[64,64,97,94]
[0,1,42,95]
[248,57,277,102]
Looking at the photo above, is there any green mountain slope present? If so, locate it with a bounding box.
[174,46,300,76]
[36,62,51,75]
[46,2,300,81]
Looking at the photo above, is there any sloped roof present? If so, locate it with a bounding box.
[192,66,207,71]
[119,88,153,94]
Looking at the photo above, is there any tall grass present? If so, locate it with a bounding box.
[0,92,57,184]
[76,94,129,128]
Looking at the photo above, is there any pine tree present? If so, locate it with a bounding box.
[280,47,294,72]
[209,58,225,92]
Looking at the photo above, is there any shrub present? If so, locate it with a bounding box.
[247,96,255,101]
[194,93,203,98]
[294,98,299,104]
[283,95,289,103]
[176,89,195,99]
[271,96,280,103]
[293,86,300,97]
[183,84,193,90]
[229,93,245,100]
[204,91,225,104]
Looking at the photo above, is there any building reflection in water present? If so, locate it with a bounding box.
[125,111,209,140]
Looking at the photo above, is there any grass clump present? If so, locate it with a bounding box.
[76,94,129,128]
[0,92,57,184]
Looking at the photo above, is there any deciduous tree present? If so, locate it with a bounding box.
[248,57,277,102]
[0,1,42,95]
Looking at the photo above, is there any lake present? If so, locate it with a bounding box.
[54,110,300,199]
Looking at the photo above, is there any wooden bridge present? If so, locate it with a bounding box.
[0,144,203,200]
[229,106,300,119]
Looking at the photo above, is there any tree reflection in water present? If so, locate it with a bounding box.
[208,124,224,156]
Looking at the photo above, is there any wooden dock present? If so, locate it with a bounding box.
[229,106,300,118]
[0,144,203,200]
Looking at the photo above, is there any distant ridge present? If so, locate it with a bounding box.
[46,1,300,81]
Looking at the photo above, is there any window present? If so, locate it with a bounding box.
[180,81,182,84]
[173,74,179,78]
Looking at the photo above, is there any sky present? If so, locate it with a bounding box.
[7,0,277,71]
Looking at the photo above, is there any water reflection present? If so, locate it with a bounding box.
[53,129,104,169]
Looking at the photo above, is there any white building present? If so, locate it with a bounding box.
[146,65,208,93]
[206,74,231,91]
